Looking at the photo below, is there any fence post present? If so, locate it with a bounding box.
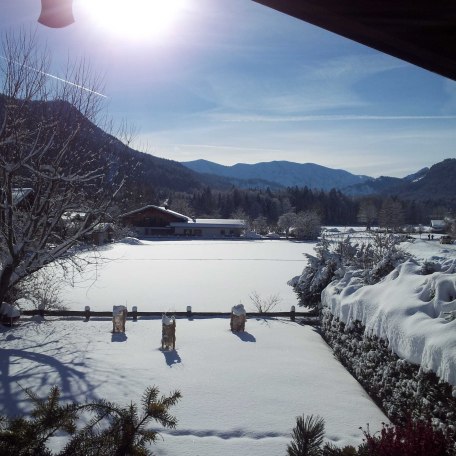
[230,304,246,332]
[84,306,91,321]
[186,305,192,319]
[132,306,138,322]
[290,305,296,322]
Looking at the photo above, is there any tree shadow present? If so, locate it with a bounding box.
[160,349,182,367]
[0,325,98,418]
[233,331,256,342]
[111,332,128,342]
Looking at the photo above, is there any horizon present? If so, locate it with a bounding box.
[1,0,455,178]
[179,156,448,179]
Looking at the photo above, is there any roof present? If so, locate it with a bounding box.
[119,205,193,222]
[253,0,456,81]
[170,219,246,229]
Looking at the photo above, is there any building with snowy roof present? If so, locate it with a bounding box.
[120,205,246,238]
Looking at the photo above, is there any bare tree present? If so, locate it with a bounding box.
[0,29,123,305]
[249,290,281,313]
[357,200,378,230]
[252,215,268,235]
[19,268,66,312]
[278,212,297,238]
[294,211,321,240]
[378,197,404,232]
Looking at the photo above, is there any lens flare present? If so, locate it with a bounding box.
[80,0,186,41]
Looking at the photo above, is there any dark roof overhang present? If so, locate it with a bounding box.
[253,0,456,81]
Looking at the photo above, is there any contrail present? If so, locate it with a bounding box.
[39,69,108,98]
[0,55,108,98]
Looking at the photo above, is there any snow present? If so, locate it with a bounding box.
[113,304,127,315]
[18,233,456,453]
[0,317,387,454]
[322,238,456,385]
[162,314,175,326]
[0,302,20,318]
[54,240,315,313]
[231,303,246,315]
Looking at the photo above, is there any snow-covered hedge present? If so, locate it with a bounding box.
[321,311,456,430]
[322,259,456,385]
[290,235,456,429]
[320,255,456,431]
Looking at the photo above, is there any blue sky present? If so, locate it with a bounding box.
[2,0,456,177]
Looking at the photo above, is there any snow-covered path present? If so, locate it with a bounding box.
[0,317,387,455]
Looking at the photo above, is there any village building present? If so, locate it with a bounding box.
[120,204,246,238]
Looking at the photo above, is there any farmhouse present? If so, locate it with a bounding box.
[120,205,246,238]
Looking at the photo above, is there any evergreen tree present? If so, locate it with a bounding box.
[0,385,181,456]
[287,414,325,456]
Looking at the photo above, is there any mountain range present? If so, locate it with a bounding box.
[181,159,369,191]
[182,158,456,204]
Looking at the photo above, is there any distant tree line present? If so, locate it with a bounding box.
[126,185,454,233]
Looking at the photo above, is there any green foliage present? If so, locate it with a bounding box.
[0,385,79,456]
[0,385,181,456]
[287,415,325,456]
[362,419,455,456]
[322,444,358,456]
[287,414,456,456]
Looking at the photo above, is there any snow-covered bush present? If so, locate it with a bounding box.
[289,234,407,310]
[288,238,341,310]
[421,260,440,275]
[293,211,322,241]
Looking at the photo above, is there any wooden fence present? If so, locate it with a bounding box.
[21,308,319,325]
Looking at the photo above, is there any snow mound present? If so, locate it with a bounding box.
[232,303,246,316]
[118,237,143,245]
[162,314,175,326]
[322,259,456,385]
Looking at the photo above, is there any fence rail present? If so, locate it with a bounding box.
[21,309,319,324]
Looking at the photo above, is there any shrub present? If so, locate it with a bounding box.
[287,415,456,456]
[362,419,454,456]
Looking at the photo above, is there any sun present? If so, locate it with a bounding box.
[80,0,187,41]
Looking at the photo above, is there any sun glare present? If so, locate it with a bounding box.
[80,0,187,41]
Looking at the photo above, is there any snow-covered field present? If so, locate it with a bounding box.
[55,239,315,313]
[0,317,387,455]
[0,238,393,454]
